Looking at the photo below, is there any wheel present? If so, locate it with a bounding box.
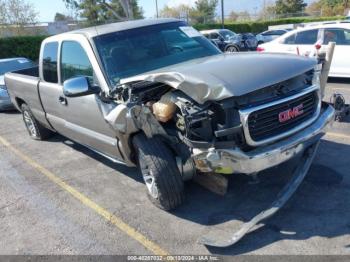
[225,45,239,53]
[21,103,54,140]
[132,133,185,210]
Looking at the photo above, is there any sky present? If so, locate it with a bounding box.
[28,0,315,22]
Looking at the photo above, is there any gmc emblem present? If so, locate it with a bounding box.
[278,104,304,123]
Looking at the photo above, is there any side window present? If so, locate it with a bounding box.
[61,41,93,83]
[284,33,296,44]
[42,42,58,83]
[261,31,271,36]
[275,30,287,35]
[295,30,318,44]
[324,28,350,45]
[210,33,220,39]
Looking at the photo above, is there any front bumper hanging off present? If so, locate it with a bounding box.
[198,140,320,247]
[196,103,334,247]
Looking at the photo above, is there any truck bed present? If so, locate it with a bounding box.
[4,66,50,128]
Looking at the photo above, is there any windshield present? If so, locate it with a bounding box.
[94,21,220,85]
[0,58,36,75]
[220,29,237,41]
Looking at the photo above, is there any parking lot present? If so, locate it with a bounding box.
[0,80,349,256]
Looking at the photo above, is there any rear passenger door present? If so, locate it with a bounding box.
[39,41,66,132]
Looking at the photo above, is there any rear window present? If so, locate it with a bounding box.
[42,42,58,83]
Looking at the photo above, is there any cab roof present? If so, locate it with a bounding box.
[46,18,181,41]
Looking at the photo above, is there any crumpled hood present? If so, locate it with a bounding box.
[121,53,317,104]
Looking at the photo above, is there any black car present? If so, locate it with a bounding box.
[200,29,257,52]
[240,33,258,50]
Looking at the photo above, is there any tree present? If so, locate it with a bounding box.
[160,4,191,19]
[227,11,238,21]
[236,11,251,21]
[275,0,307,16]
[54,12,74,22]
[306,0,349,16]
[0,0,6,24]
[192,0,218,23]
[258,3,277,20]
[63,0,143,24]
[2,0,38,25]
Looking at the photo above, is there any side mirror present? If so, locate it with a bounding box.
[63,76,100,98]
[218,36,225,42]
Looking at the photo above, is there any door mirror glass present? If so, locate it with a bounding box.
[63,76,100,97]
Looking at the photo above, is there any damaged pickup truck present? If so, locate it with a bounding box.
[5,19,334,216]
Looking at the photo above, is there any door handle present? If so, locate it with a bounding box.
[58,96,67,105]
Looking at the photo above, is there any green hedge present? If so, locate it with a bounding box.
[194,16,346,33]
[0,35,47,61]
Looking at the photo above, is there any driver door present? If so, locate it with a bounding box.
[43,39,121,160]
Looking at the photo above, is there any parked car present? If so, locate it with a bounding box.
[201,29,242,52]
[5,19,334,212]
[0,58,36,111]
[240,33,258,50]
[256,29,291,45]
[258,22,350,78]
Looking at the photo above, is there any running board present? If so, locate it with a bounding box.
[198,142,319,248]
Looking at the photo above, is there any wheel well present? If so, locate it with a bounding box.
[15,98,26,111]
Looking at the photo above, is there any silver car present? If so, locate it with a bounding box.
[0,58,36,111]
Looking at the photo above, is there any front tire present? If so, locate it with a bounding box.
[132,133,185,210]
[21,103,54,140]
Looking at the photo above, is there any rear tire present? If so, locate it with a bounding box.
[21,103,54,140]
[225,45,239,52]
[132,133,185,211]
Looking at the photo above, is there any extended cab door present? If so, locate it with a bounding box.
[39,36,122,160]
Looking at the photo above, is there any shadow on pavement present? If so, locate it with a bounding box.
[46,134,142,183]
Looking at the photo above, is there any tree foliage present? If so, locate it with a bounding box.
[193,0,218,23]
[160,4,192,19]
[306,0,350,16]
[62,0,143,24]
[159,0,218,24]
[275,0,307,15]
[0,0,38,25]
[54,12,75,22]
